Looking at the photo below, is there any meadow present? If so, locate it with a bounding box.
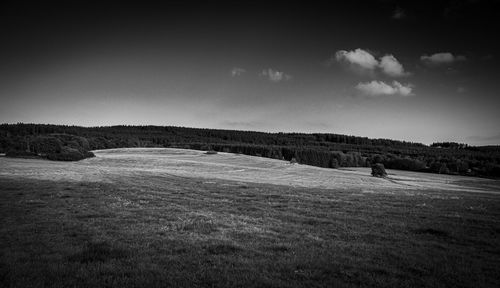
[1,148,499,287]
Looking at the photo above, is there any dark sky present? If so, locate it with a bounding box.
[1,0,499,145]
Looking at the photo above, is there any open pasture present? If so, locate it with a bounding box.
[1,148,499,287]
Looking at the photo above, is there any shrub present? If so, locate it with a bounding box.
[31,136,63,154]
[371,163,387,177]
[47,147,84,161]
[84,151,96,158]
[49,134,90,153]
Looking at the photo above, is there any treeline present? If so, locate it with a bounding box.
[1,123,499,177]
[430,142,470,149]
[1,132,95,161]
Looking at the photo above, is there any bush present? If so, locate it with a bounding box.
[371,163,387,177]
[84,151,96,158]
[49,134,90,153]
[31,136,63,154]
[47,147,84,161]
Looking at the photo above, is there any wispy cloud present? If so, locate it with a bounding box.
[260,68,292,82]
[356,80,414,97]
[334,48,409,77]
[231,67,246,77]
[420,52,466,66]
[392,7,406,19]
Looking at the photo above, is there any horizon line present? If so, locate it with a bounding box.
[4,122,499,147]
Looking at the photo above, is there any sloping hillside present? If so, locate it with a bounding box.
[1,148,498,194]
[1,148,500,287]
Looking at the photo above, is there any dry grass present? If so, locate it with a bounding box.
[3,148,499,194]
[1,149,500,287]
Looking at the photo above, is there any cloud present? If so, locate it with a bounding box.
[335,48,378,70]
[356,80,414,97]
[378,55,410,77]
[392,7,406,19]
[260,68,292,82]
[334,49,409,77]
[457,87,466,93]
[420,52,466,65]
[231,67,246,77]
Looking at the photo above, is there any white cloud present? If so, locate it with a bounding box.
[378,54,409,77]
[335,48,379,70]
[231,67,246,77]
[334,48,409,77]
[420,52,466,65]
[260,68,292,82]
[356,80,414,97]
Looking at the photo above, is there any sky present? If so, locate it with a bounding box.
[1,0,499,145]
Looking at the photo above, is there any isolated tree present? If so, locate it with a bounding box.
[371,163,387,177]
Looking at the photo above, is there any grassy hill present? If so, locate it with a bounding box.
[1,148,499,287]
[1,123,499,177]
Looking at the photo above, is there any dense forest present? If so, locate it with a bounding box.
[1,123,499,178]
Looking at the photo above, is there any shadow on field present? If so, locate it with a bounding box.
[68,241,129,263]
[413,228,451,238]
[1,175,500,288]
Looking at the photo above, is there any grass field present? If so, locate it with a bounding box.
[1,148,500,287]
